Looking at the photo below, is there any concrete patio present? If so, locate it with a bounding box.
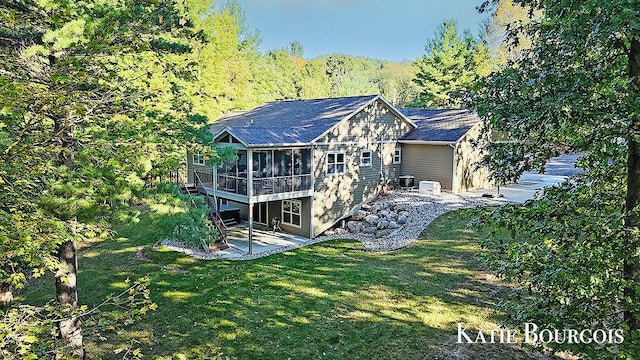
[225,224,310,254]
[164,223,318,260]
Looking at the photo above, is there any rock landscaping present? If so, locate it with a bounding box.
[317,189,506,251]
[163,189,507,259]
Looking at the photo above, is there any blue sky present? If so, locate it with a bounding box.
[240,0,488,62]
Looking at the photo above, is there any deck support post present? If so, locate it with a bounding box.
[248,201,254,254]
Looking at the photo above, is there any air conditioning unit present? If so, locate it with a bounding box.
[399,175,415,188]
[419,181,441,194]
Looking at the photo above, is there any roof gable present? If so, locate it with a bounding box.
[399,108,482,143]
[210,95,380,146]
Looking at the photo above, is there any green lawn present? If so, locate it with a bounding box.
[19,210,547,359]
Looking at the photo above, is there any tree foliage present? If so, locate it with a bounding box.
[0,0,214,356]
[413,20,491,108]
[474,0,640,357]
[483,0,533,67]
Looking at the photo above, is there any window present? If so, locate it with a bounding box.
[393,147,402,164]
[326,151,345,175]
[193,153,205,166]
[282,199,302,228]
[360,150,372,167]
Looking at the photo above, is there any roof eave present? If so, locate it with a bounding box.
[398,140,458,146]
[246,142,313,148]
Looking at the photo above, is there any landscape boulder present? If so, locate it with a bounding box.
[375,229,393,238]
[347,221,363,233]
[377,220,390,229]
[363,226,377,234]
[364,214,380,226]
[352,210,368,221]
[386,211,398,220]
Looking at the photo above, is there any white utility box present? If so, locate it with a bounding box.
[419,180,441,194]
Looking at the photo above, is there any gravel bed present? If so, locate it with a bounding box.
[158,189,508,260]
[316,189,506,252]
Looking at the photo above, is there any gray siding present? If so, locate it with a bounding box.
[267,197,312,238]
[401,144,454,191]
[185,151,212,184]
[312,99,414,236]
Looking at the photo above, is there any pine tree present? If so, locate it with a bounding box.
[413,21,488,108]
[0,0,211,356]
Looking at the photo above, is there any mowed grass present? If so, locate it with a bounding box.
[19,210,545,359]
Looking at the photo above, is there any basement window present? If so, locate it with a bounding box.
[282,199,302,228]
[393,147,402,164]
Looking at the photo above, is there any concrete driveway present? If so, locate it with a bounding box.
[463,154,581,203]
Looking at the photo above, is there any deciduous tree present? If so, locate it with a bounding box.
[474,0,640,357]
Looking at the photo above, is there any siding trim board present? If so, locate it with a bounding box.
[213,128,249,148]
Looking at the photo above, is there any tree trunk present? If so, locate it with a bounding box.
[56,240,84,359]
[53,114,84,358]
[624,38,640,331]
[0,283,13,308]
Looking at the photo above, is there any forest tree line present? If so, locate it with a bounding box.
[187,0,525,119]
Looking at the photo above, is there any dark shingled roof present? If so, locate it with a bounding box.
[211,95,379,146]
[399,108,481,142]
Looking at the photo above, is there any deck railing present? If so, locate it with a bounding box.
[184,168,312,197]
[192,168,214,189]
[216,175,248,195]
[252,174,312,196]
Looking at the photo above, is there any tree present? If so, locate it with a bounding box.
[297,58,331,99]
[413,20,490,108]
[374,62,420,107]
[189,0,259,117]
[474,0,640,357]
[323,54,379,96]
[0,0,212,357]
[482,0,532,67]
[289,40,304,58]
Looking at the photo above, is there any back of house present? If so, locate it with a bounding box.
[183,94,491,240]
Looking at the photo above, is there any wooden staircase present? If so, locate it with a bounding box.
[180,184,198,196]
[175,170,229,252]
[222,217,238,227]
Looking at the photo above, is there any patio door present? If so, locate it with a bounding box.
[253,202,268,225]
